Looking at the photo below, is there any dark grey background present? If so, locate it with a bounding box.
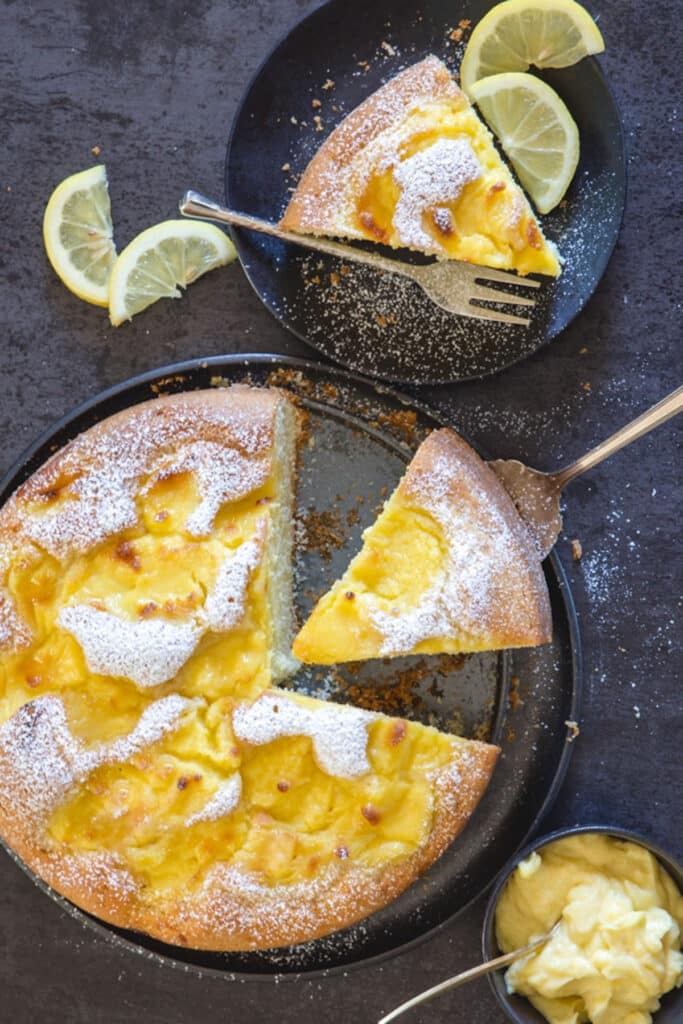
[1,1,680,1021]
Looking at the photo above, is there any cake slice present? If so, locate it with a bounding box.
[293,428,552,664]
[280,55,560,277]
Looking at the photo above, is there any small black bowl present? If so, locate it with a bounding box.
[482,825,683,1024]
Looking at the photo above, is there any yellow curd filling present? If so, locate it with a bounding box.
[48,696,455,895]
[355,100,560,277]
[496,834,683,1024]
[2,461,456,902]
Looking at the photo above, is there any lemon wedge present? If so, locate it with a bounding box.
[108,220,236,326]
[468,72,579,213]
[43,165,117,307]
[460,0,605,92]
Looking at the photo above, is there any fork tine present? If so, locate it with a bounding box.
[468,283,537,307]
[467,302,532,326]
[466,265,542,290]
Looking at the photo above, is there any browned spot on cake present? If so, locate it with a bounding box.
[358,210,388,241]
[526,221,542,249]
[390,720,407,746]
[114,540,141,571]
[361,804,381,825]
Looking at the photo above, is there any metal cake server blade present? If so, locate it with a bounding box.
[490,385,683,559]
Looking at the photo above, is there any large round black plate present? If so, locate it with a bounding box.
[225,0,626,385]
[0,354,581,978]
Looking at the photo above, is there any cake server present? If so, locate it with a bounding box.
[489,385,683,558]
[179,190,540,326]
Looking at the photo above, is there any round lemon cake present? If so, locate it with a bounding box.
[0,387,499,950]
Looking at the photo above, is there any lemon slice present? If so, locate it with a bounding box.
[43,165,117,307]
[469,72,579,214]
[460,0,605,92]
[108,220,236,326]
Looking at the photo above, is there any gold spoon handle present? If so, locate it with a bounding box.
[553,384,683,490]
[377,927,556,1024]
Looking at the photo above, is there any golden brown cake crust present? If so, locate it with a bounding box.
[0,719,497,951]
[281,55,460,234]
[400,429,552,648]
[0,388,499,953]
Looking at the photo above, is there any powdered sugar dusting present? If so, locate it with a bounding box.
[187,773,242,825]
[58,523,266,688]
[392,138,481,250]
[147,441,270,538]
[367,434,547,655]
[203,521,266,632]
[233,693,378,779]
[0,693,192,828]
[58,606,201,688]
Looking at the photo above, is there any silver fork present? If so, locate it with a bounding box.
[179,191,541,326]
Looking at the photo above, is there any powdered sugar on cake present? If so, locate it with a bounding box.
[368,436,545,656]
[146,441,270,538]
[392,139,481,250]
[0,693,192,827]
[58,605,202,688]
[59,523,265,688]
[0,391,277,651]
[203,520,266,632]
[187,773,242,825]
[233,693,378,779]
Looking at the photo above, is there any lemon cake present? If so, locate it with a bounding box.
[0,388,498,950]
[294,428,552,664]
[280,55,560,276]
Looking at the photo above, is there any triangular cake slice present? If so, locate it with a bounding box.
[293,428,552,664]
[280,55,560,277]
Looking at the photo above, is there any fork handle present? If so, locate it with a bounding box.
[553,384,683,489]
[180,190,420,281]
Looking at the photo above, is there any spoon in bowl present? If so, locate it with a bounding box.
[377,921,561,1023]
[489,385,682,558]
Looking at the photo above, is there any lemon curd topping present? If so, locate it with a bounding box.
[294,429,552,665]
[355,99,560,276]
[281,56,561,277]
[47,691,457,892]
[0,392,499,949]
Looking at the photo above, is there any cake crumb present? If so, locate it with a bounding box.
[509,675,523,711]
[381,41,396,56]
[571,538,583,562]
[565,720,580,741]
[312,98,321,109]
[91,144,102,157]
[322,78,335,90]
[281,162,291,172]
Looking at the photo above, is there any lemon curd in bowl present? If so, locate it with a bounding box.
[0,387,498,951]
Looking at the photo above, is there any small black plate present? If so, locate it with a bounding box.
[225,0,626,385]
[0,354,581,978]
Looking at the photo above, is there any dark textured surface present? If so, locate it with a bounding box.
[0,1,681,1021]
